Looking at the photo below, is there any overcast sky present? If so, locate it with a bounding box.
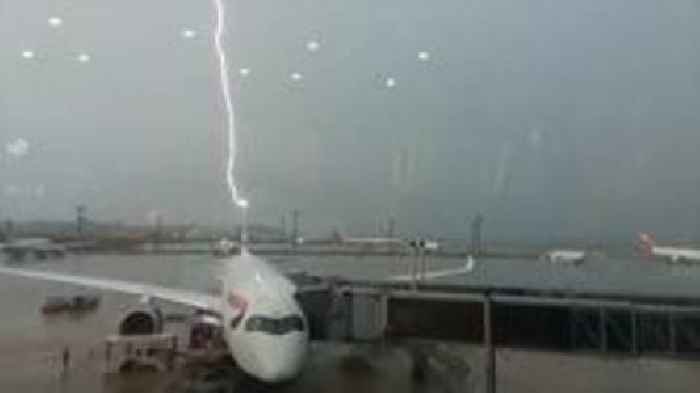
[2,1,700,242]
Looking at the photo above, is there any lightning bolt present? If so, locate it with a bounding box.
[213,0,241,204]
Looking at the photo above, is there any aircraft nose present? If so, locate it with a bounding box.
[256,338,307,383]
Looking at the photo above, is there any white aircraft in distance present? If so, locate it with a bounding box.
[0,238,67,258]
[331,230,441,251]
[638,233,700,263]
[2,237,56,248]
[406,239,440,251]
[542,249,586,264]
[331,230,403,245]
[343,237,404,245]
[0,249,470,383]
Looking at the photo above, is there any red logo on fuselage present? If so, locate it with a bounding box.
[227,291,248,311]
[227,291,248,329]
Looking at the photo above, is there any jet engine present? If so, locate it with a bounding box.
[118,298,164,336]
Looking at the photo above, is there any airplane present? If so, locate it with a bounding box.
[1,237,67,260]
[2,237,55,248]
[331,230,442,252]
[638,233,700,263]
[542,249,586,264]
[331,229,404,246]
[406,239,440,251]
[0,249,306,383]
[0,248,470,384]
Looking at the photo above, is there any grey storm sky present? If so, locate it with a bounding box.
[2,0,700,242]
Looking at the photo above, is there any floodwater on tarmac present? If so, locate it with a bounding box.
[1,253,700,392]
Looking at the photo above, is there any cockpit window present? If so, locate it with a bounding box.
[244,315,304,335]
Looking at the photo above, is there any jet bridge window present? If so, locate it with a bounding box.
[245,315,304,335]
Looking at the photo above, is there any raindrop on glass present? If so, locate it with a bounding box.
[181,29,197,39]
[77,53,91,63]
[306,40,320,53]
[48,17,63,28]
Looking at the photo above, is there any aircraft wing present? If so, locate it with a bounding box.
[388,257,476,282]
[0,266,218,310]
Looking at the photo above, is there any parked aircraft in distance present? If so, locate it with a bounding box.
[0,238,67,260]
[638,233,700,263]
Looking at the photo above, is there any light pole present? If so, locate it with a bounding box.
[236,199,249,250]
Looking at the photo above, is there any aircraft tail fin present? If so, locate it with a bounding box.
[331,227,344,243]
[638,232,656,256]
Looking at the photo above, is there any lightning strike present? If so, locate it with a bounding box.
[213,0,242,205]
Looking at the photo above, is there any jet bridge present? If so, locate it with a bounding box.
[296,279,700,393]
[297,279,700,355]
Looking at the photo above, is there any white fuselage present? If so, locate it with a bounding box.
[651,246,700,263]
[1,238,66,253]
[217,251,308,383]
[343,237,403,245]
